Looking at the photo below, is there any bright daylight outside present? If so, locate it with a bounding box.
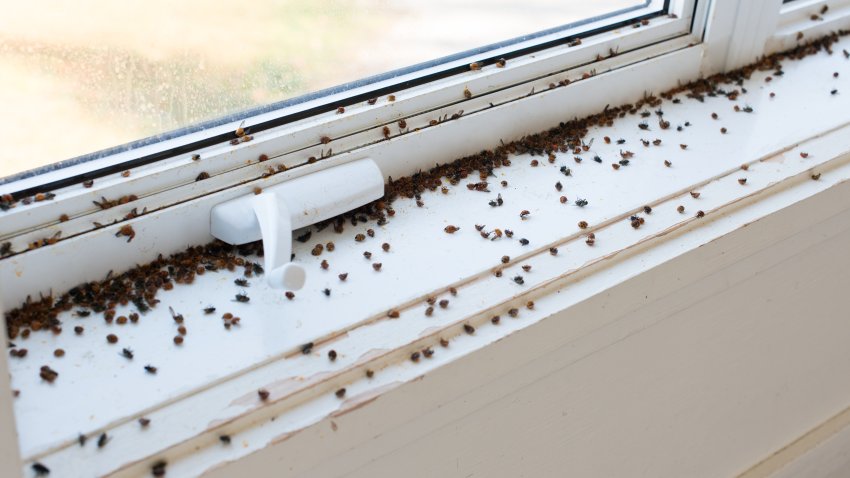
[0,0,637,179]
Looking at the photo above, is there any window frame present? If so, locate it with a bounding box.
[9,0,850,476]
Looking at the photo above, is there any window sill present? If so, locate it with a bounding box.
[4,33,850,477]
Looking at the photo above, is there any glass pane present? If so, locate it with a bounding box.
[0,0,643,179]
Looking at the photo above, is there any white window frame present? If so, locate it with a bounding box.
[4,0,850,475]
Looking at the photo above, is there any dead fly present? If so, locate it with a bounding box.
[463,324,475,334]
[144,365,158,374]
[520,210,531,219]
[234,292,250,303]
[638,121,649,130]
[519,238,529,246]
[616,138,626,145]
[513,275,525,285]
[97,433,110,448]
[32,463,50,476]
[203,305,216,315]
[220,435,232,445]
[593,155,602,163]
[574,198,588,207]
[559,166,572,176]
[555,182,563,191]
[234,278,249,287]
[139,418,151,427]
[585,232,596,246]
[78,434,87,446]
[115,225,135,242]
[444,225,460,234]
[121,348,134,360]
[323,288,331,297]
[489,194,504,207]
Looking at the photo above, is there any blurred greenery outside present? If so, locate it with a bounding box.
[0,0,633,177]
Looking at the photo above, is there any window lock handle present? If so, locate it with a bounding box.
[210,158,384,290]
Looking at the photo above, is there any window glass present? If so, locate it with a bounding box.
[0,0,643,179]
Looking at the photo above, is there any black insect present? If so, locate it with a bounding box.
[559,166,571,176]
[513,275,525,285]
[323,288,331,296]
[32,463,50,476]
[488,194,504,207]
[593,156,602,163]
[574,198,588,207]
[220,435,232,445]
[145,365,158,374]
[616,138,626,144]
[97,432,109,448]
[121,348,134,360]
[235,292,250,303]
[519,238,529,246]
[203,305,216,314]
[234,278,249,287]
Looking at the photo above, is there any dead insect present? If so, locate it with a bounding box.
[585,232,596,246]
[831,89,838,95]
[410,352,421,362]
[387,309,399,318]
[508,308,519,318]
[812,173,822,180]
[258,388,270,401]
[169,307,184,324]
[115,225,135,242]
[496,58,506,67]
[382,126,391,139]
[463,324,475,334]
[366,369,375,378]
[144,365,157,374]
[738,178,747,185]
[501,255,510,264]
[285,291,295,300]
[444,225,460,234]
[320,260,329,270]
[677,205,685,214]
[594,155,602,163]
[638,121,649,130]
[235,292,250,302]
[320,135,332,144]
[220,435,231,445]
[721,127,728,134]
[32,463,50,476]
[338,272,348,281]
[425,306,434,316]
[488,194,504,207]
[322,288,331,297]
[301,342,314,354]
[469,62,481,71]
[152,460,167,477]
[643,206,652,214]
[97,432,109,448]
[519,210,531,219]
[578,220,588,229]
[328,350,337,361]
[234,278,249,287]
[696,210,705,218]
[574,198,588,207]
[690,191,700,199]
[555,182,563,191]
[513,275,525,285]
[139,418,150,427]
[363,251,372,259]
[519,238,529,246]
[491,316,501,325]
[173,336,184,345]
[372,263,382,271]
[203,305,216,314]
[121,348,134,360]
[367,98,378,105]
[106,334,118,344]
[422,347,434,358]
[664,160,672,167]
[439,299,449,309]
[40,365,58,383]
[800,152,809,158]
[336,106,345,114]
[522,265,532,272]
[463,87,472,99]
[559,166,572,176]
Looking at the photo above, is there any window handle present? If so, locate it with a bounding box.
[210,158,384,290]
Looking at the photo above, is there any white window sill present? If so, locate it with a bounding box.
[3,32,850,477]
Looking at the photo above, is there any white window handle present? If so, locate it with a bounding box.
[210,158,384,290]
